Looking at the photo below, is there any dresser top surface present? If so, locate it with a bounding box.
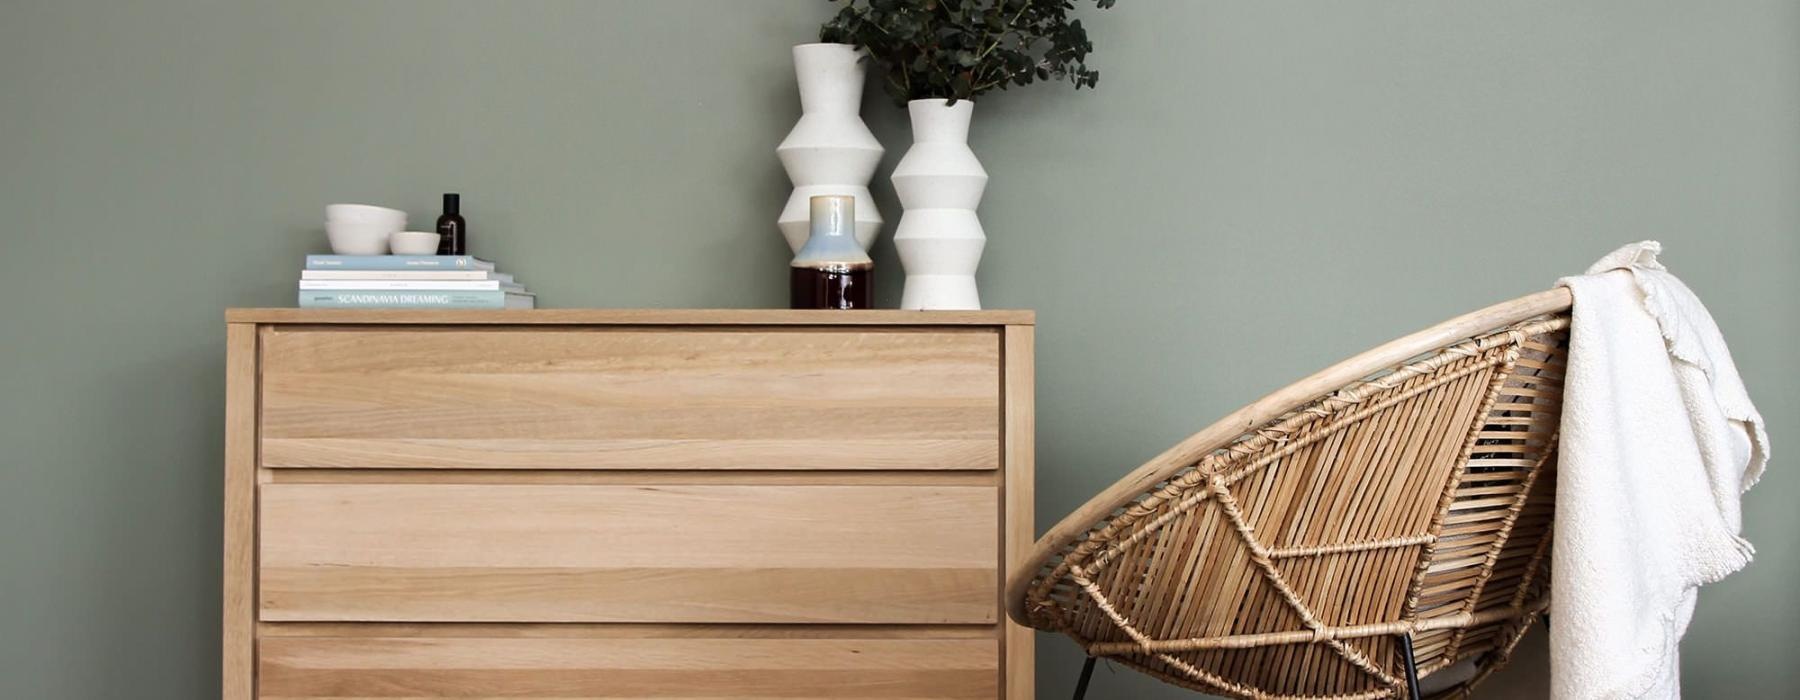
[226,308,1034,326]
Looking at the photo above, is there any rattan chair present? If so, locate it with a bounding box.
[1008,289,1573,700]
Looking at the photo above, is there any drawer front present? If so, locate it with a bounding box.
[258,633,1000,698]
[259,327,1001,470]
[259,483,998,624]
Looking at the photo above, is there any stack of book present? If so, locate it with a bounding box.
[298,255,536,309]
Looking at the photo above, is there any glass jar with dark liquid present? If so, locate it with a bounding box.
[790,195,873,309]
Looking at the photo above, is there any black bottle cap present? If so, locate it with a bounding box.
[443,193,460,215]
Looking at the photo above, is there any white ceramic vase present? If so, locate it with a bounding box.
[777,43,884,253]
[892,99,988,310]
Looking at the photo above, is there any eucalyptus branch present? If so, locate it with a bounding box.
[976,0,1032,63]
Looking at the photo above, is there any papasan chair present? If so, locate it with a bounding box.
[1008,288,1571,699]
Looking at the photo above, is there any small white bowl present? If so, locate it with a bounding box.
[326,220,397,255]
[326,203,407,227]
[389,231,442,255]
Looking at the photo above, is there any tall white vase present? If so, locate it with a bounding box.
[893,99,988,310]
[777,43,884,253]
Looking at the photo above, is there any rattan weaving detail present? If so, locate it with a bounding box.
[1019,316,1569,699]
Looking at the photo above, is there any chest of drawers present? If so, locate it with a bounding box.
[222,309,1034,699]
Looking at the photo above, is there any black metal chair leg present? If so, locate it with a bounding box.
[1072,655,1097,700]
[1398,633,1422,700]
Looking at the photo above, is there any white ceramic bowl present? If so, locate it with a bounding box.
[326,203,407,227]
[388,231,442,255]
[326,220,398,255]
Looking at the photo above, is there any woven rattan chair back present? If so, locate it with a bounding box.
[1008,289,1574,700]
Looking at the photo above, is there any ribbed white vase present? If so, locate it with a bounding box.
[893,99,988,310]
[777,43,884,253]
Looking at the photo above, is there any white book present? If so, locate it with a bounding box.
[299,289,535,309]
[298,280,524,291]
[301,270,513,282]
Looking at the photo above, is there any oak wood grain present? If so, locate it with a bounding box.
[223,323,258,700]
[1001,325,1036,700]
[259,634,1000,698]
[260,328,1001,470]
[263,467,998,486]
[228,307,1033,326]
[259,483,998,624]
[258,622,999,639]
[228,317,1036,697]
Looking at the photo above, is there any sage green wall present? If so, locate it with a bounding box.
[2,1,1794,697]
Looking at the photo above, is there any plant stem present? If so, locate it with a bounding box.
[974,0,1033,85]
[972,58,1047,93]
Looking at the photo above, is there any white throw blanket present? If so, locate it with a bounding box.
[1550,241,1770,699]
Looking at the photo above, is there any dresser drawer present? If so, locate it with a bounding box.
[258,327,1001,471]
[258,630,1000,698]
[259,482,999,624]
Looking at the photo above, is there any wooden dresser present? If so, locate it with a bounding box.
[222,309,1034,699]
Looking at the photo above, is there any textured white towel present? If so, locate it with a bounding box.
[1551,241,1770,699]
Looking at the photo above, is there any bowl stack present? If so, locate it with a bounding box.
[325,204,407,255]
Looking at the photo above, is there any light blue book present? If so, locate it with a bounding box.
[305,255,496,271]
[298,289,535,309]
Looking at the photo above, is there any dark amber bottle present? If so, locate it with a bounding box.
[435,193,467,255]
